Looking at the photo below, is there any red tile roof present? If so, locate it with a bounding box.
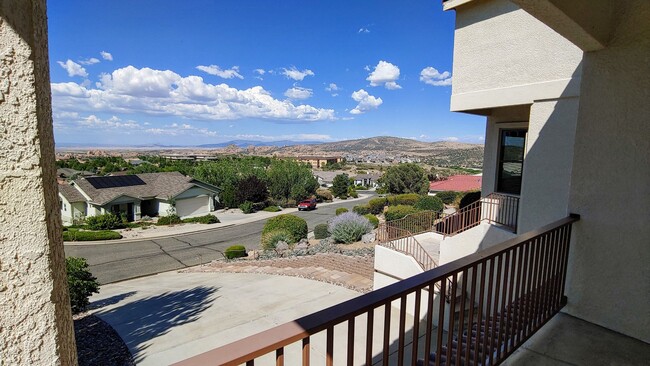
[429,175,482,192]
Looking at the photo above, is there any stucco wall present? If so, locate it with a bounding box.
[517,97,579,233]
[450,0,582,111]
[0,1,77,363]
[564,0,650,342]
[439,223,516,265]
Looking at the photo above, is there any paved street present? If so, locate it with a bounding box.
[65,193,375,284]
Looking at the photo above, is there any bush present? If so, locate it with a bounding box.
[331,174,350,198]
[435,191,459,205]
[316,188,333,202]
[336,207,349,216]
[364,214,379,228]
[387,193,420,206]
[66,257,100,314]
[240,201,255,214]
[459,191,482,209]
[385,205,419,221]
[353,205,371,215]
[85,213,123,230]
[415,195,444,212]
[262,214,308,244]
[368,197,388,214]
[182,215,220,224]
[328,212,374,244]
[263,206,282,212]
[236,175,268,205]
[225,245,247,259]
[314,223,330,239]
[261,229,293,250]
[348,187,359,198]
[63,229,123,241]
[157,214,182,225]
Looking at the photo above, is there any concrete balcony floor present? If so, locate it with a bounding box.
[505,313,650,365]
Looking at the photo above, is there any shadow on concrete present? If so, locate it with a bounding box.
[89,291,137,310]
[95,286,219,363]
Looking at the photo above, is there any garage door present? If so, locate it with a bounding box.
[175,196,209,217]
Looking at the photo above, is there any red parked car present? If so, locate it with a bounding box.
[297,198,317,211]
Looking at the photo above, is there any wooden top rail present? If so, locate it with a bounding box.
[173,214,579,366]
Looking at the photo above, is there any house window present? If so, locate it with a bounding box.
[497,129,527,195]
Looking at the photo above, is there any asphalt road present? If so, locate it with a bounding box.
[65,193,376,284]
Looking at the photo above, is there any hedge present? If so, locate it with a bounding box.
[353,205,371,215]
[263,206,282,212]
[384,205,419,221]
[225,245,247,259]
[368,197,388,214]
[157,214,182,225]
[435,191,459,205]
[387,193,420,206]
[63,229,122,242]
[314,223,330,239]
[182,215,220,224]
[261,214,308,244]
[414,195,444,212]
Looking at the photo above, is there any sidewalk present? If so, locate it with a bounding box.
[65,193,372,245]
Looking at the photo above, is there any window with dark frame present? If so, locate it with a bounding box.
[497,129,527,195]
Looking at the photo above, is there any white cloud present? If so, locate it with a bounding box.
[350,89,382,114]
[284,87,313,100]
[79,57,100,65]
[57,60,88,78]
[51,65,335,122]
[282,67,315,81]
[254,69,265,75]
[420,67,452,86]
[364,65,371,71]
[196,65,244,79]
[358,27,370,33]
[367,61,401,89]
[442,136,459,142]
[100,51,113,61]
[325,83,339,92]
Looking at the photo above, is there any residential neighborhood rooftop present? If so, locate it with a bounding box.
[429,174,482,192]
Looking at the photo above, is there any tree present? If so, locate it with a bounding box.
[267,159,318,200]
[331,173,350,198]
[380,163,429,195]
[66,257,100,314]
[236,175,268,204]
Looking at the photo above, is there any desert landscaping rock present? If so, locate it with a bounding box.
[362,232,376,243]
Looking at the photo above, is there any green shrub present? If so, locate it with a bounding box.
[435,191,459,205]
[157,214,182,225]
[66,257,100,314]
[364,214,379,228]
[225,245,247,259]
[314,223,330,239]
[336,207,349,215]
[368,197,388,214]
[387,193,420,206]
[63,229,122,241]
[328,212,373,244]
[262,214,308,244]
[182,215,220,224]
[459,191,482,209]
[240,201,255,214]
[85,213,123,230]
[385,205,419,221]
[353,205,371,215]
[263,206,282,212]
[348,188,359,198]
[415,195,444,212]
[261,229,293,250]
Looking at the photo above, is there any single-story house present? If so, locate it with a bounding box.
[428,174,482,193]
[353,173,382,188]
[313,170,347,187]
[58,172,220,225]
[56,167,94,184]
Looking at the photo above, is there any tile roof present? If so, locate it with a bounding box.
[58,184,86,203]
[429,175,482,192]
[72,172,218,206]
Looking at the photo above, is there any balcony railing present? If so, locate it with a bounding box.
[435,193,520,237]
[377,223,437,271]
[174,214,578,366]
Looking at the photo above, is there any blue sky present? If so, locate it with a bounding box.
[47,0,484,146]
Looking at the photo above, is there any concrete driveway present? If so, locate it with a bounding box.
[91,271,361,365]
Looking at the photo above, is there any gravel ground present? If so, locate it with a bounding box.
[74,313,134,366]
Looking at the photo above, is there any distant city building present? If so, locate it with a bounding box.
[290,156,342,169]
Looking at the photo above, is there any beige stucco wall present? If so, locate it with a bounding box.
[564,0,650,342]
[450,0,583,111]
[517,97,579,233]
[0,0,77,363]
